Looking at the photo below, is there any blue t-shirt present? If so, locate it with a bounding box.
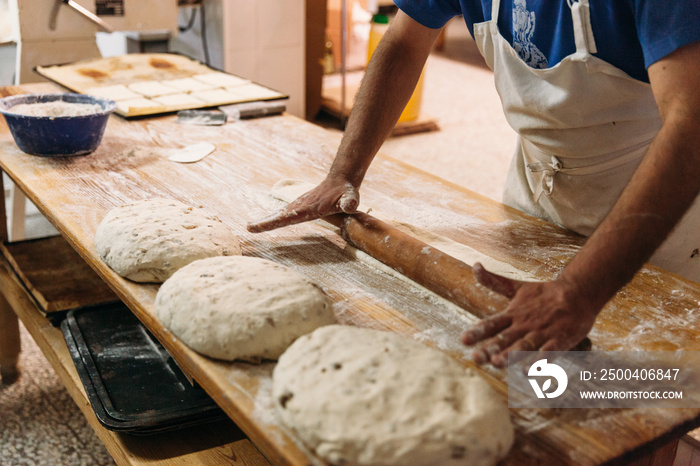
[394,0,700,82]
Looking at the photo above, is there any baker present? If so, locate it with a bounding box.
[248,0,700,367]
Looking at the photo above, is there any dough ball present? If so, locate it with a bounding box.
[155,256,335,361]
[95,198,241,283]
[273,325,513,466]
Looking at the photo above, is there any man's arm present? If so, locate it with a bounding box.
[247,11,441,233]
[463,41,700,367]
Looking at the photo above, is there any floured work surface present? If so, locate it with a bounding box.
[36,53,287,118]
[1,83,700,465]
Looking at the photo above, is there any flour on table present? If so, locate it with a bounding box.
[269,178,538,281]
[273,325,514,466]
[155,256,336,362]
[95,198,241,283]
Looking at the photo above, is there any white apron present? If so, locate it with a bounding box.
[472,0,700,282]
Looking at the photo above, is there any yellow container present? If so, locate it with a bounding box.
[367,14,425,123]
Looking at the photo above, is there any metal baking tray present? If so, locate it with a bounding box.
[61,301,226,434]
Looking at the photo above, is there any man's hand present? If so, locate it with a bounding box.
[461,263,598,368]
[247,177,359,233]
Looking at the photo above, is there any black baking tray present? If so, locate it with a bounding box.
[61,301,226,434]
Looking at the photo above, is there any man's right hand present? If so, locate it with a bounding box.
[246,177,360,233]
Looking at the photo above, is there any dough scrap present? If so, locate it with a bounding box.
[273,325,514,466]
[155,256,335,361]
[95,198,241,283]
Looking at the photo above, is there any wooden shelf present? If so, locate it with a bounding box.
[1,235,117,314]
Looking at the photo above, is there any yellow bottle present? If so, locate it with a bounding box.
[367,12,425,123]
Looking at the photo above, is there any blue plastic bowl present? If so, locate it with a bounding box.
[0,93,116,157]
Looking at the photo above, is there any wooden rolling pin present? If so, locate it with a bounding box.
[323,211,592,351]
[322,211,509,318]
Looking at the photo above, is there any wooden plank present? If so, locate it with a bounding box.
[0,257,270,466]
[1,82,700,465]
[1,236,117,312]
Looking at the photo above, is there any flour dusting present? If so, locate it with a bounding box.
[11,101,102,117]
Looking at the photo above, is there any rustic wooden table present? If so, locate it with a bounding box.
[1,83,699,465]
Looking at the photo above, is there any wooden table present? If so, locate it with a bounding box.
[1,83,699,465]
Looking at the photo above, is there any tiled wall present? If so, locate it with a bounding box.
[222,0,305,118]
[172,0,306,118]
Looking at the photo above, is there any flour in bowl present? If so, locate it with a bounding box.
[10,101,103,117]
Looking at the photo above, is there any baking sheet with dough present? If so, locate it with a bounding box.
[269,179,540,282]
[35,54,288,117]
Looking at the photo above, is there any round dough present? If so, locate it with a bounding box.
[95,198,240,283]
[155,256,336,361]
[273,325,513,466]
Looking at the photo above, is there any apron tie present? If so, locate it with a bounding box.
[527,156,562,202]
[524,138,654,203]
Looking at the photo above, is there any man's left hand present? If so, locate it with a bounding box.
[461,263,598,368]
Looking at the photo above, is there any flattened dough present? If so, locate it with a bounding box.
[151,93,204,108]
[127,80,179,97]
[85,84,141,101]
[191,89,242,104]
[116,98,161,114]
[226,83,285,100]
[193,72,250,87]
[162,77,217,93]
[95,198,241,283]
[155,256,335,361]
[273,325,514,466]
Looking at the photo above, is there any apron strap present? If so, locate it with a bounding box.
[567,0,597,54]
[491,0,500,22]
